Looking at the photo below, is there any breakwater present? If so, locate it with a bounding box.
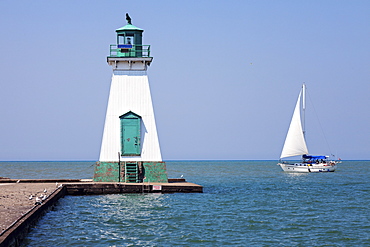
[0,179,202,247]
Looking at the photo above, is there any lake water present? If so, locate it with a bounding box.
[1,160,369,246]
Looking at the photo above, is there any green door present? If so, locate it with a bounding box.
[120,112,141,156]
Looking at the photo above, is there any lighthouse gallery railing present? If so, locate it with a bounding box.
[109,44,151,58]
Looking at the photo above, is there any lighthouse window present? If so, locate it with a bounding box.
[119,112,141,156]
[118,36,134,45]
[125,36,133,45]
[118,36,124,44]
[126,37,132,44]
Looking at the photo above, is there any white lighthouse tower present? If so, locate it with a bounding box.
[94,14,167,183]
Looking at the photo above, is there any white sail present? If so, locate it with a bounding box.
[280,87,309,159]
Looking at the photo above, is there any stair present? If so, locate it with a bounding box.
[125,162,138,183]
[142,181,150,193]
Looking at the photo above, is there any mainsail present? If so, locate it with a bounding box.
[280,87,309,159]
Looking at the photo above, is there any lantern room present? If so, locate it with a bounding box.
[109,13,150,58]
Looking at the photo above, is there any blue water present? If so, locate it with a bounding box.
[1,161,369,246]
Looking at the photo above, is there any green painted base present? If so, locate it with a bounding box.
[93,161,168,183]
[142,162,168,183]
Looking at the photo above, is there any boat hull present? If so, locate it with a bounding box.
[278,162,337,173]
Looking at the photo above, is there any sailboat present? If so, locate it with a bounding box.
[277,84,339,172]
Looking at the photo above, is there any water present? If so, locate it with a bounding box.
[0,161,94,179]
[1,161,369,246]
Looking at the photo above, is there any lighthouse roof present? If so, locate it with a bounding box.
[116,24,143,32]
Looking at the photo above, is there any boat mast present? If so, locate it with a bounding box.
[302,83,306,137]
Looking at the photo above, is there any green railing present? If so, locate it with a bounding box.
[109,44,151,58]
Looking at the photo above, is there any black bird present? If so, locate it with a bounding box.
[126,13,132,25]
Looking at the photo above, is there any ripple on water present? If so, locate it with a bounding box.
[18,161,370,246]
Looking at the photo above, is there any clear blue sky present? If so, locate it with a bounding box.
[0,1,369,161]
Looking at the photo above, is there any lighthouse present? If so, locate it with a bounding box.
[94,14,168,183]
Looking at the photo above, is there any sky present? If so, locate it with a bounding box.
[0,1,369,161]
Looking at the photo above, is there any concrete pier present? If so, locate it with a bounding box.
[0,179,202,247]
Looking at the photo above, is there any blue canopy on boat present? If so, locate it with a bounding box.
[302,155,327,160]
